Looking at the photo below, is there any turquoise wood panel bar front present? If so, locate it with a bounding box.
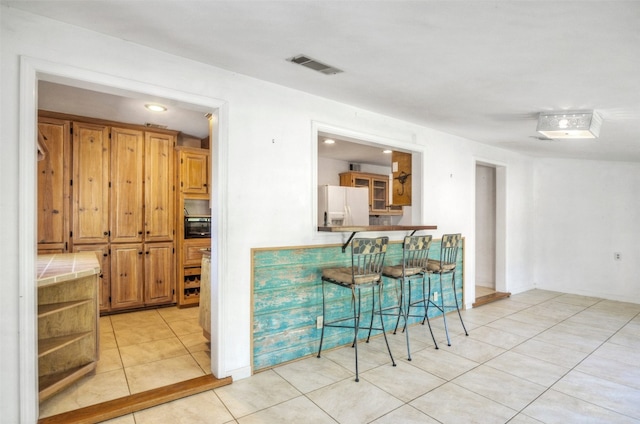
[252,238,464,370]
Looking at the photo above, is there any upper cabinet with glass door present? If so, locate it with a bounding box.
[339,171,401,215]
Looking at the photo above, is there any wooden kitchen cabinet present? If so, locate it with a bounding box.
[340,171,402,215]
[178,147,209,194]
[145,132,176,242]
[72,122,110,245]
[177,238,209,306]
[183,238,210,267]
[109,130,176,311]
[110,243,145,311]
[37,118,71,254]
[110,127,144,244]
[72,244,110,313]
[175,146,210,307]
[110,242,175,311]
[40,112,177,313]
[144,242,175,305]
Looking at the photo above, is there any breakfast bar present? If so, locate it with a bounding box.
[251,225,466,371]
[318,225,438,252]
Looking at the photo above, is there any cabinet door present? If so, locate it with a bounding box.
[110,128,144,243]
[73,244,110,313]
[370,177,389,213]
[37,118,71,253]
[145,242,174,305]
[145,132,175,241]
[180,150,208,194]
[72,122,110,245]
[110,243,144,310]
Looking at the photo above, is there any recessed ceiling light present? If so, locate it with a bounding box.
[145,103,167,112]
[324,139,335,144]
[382,149,392,154]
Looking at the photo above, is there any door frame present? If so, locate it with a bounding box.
[475,159,507,295]
[18,56,229,421]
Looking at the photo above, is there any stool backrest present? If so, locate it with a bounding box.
[439,233,461,266]
[403,235,432,269]
[351,237,389,278]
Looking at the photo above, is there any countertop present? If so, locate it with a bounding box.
[318,225,437,232]
[200,248,211,258]
[37,252,101,287]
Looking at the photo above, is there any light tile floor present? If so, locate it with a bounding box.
[43,289,640,423]
[39,305,210,419]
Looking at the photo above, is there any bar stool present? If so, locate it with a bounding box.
[317,236,395,382]
[377,234,432,360]
[425,233,468,346]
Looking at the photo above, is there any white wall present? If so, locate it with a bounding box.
[1,7,539,421]
[533,159,640,303]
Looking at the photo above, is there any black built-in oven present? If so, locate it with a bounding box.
[184,216,211,239]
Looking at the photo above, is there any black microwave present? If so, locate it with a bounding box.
[184,216,211,239]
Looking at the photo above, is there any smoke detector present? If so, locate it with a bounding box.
[287,55,343,75]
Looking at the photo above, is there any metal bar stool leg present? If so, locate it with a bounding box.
[365,285,376,343]
[401,278,412,360]
[377,282,396,368]
[451,270,469,336]
[393,280,404,335]
[438,273,451,346]
[423,274,439,349]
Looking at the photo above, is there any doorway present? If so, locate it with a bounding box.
[19,57,228,422]
[474,162,509,307]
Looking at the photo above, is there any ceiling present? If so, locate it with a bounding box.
[7,1,640,162]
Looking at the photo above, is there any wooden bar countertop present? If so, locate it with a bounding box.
[318,225,437,232]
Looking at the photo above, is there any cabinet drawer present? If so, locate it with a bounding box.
[184,244,208,266]
[184,267,201,277]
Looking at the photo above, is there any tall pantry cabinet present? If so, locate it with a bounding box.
[37,118,71,254]
[37,113,176,313]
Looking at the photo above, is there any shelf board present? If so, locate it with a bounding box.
[184,281,200,289]
[38,299,92,318]
[39,362,97,402]
[38,332,93,357]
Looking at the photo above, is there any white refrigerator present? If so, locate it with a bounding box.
[318,185,369,226]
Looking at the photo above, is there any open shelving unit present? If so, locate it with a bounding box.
[37,253,100,401]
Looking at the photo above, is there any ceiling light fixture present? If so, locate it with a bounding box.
[324,139,335,144]
[145,103,167,112]
[536,110,602,139]
[382,149,392,154]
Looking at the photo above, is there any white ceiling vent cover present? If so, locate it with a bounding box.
[287,55,343,75]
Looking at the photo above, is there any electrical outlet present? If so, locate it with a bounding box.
[433,292,439,302]
[316,316,323,329]
[614,252,622,261]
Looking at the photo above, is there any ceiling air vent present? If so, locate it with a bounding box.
[287,55,343,75]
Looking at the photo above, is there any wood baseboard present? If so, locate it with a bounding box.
[473,291,511,308]
[38,374,233,424]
